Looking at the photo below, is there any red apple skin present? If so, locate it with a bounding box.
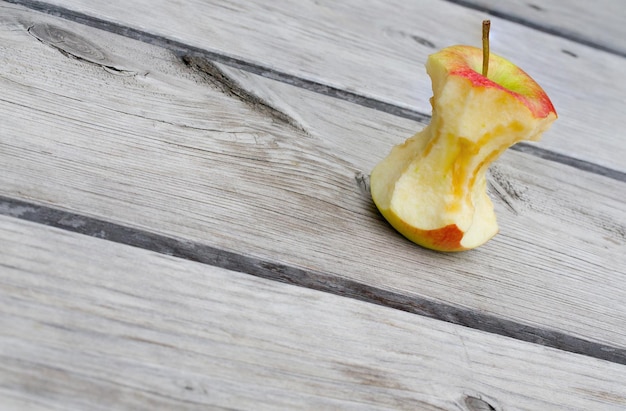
[450,66,555,118]
[412,225,466,252]
[436,46,557,119]
[380,206,471,252]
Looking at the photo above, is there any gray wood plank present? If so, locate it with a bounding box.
[11,0,626,174]
[1,5,626,357]
[455,0,626,57]
[2,214,626,410]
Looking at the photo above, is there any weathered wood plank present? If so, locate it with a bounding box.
[14,0,626,173]
[456,0,626,56]
[1,5,626,355]
[2,215,626,410]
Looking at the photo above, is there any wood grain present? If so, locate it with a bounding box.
[455,0,626,56]
[2,214,626,410]
[11,0,626,173]
[1,5,626,356]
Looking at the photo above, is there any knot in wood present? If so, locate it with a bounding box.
[464,396,497,411]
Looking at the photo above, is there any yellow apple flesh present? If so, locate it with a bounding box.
[370,46,557,251]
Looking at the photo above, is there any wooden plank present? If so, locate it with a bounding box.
[456,0,626,56]
[1,5,626,356]
[14,0,626,173]
[2,214,626,410]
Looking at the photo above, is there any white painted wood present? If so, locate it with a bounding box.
[32,0,626,172]
[460,0,626,55]
[2,215,626,410]
[1,5,626,352]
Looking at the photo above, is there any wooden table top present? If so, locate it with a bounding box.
[1,0,625,409]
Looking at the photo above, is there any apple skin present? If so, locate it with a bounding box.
[435,46,556,119]
[370,45,556,252]
[382,208,467,252]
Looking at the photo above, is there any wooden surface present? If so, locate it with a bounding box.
[18,0,626,175]
[3,215,626,410]
[456,0,626,56]
[1,0,626,409]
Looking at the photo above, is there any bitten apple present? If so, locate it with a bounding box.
[370,45,557,251]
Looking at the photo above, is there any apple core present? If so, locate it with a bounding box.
[370,46,557,251]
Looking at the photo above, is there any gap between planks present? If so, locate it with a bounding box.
[2,195,626,367]
[4,0,626,184]
[442,0,626,58]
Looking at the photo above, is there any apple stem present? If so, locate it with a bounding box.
[482,20,490,77]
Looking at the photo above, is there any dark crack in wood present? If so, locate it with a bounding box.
[182,55,307,134]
